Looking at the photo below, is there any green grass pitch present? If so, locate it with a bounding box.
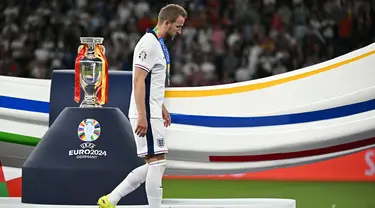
[163,179,375,208]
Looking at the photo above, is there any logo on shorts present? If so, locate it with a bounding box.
[157,138,165,148]
[68,118,107,159]
[139,50,147,60]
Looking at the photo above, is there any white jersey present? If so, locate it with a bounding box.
[128,32,167,119]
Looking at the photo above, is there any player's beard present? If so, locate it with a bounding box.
[166,30,177,41]
[164,37,172,46]
[166,34,174,41]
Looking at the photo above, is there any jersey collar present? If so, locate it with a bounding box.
[146,28,163,40]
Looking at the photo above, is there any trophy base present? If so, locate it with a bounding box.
[79,101,102,108]
[79,103,102,108]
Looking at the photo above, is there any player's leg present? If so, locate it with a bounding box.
[98,162,148,207]
[106,164,148,205]
[98,118,149,207]
[144,154,167,208]
[144,118,168,208]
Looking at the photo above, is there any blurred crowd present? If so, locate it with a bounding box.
[1,0,375,86]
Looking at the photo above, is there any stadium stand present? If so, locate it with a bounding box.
[1,0,375,86]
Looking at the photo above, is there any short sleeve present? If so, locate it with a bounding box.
[134,41,156,72]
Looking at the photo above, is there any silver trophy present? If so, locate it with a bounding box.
[76,37,106,107]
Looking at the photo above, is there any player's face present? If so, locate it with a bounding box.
[167,16,185,40]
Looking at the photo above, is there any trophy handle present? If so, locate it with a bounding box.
[77,45,84,53]
[99,45,105,55]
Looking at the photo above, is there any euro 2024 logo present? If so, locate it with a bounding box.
[68,118,107,159]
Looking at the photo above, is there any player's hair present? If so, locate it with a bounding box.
[157,4,187,24]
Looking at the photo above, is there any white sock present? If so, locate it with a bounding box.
[146,160,167,208]
[107,163,148,205]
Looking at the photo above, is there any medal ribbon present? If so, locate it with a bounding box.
[148,27,171,86]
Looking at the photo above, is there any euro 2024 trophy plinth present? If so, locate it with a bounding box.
[74,37,108,107]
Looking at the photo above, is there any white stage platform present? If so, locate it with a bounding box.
[0,198,296,208]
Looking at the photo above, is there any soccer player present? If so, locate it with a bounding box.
[98,4,187,208]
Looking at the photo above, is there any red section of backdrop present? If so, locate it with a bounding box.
[165,148,375,182]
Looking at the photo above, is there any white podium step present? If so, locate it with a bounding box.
[0,198,296,208]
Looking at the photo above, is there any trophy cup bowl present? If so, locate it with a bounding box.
[78,37,105,107]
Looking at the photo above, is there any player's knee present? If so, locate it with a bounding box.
[147,156,167,175]
[145,153,166,164]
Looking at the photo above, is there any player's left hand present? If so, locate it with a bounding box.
[162,105,171,127]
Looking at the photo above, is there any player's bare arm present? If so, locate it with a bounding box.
[134,67,148,137]
[162,104,171,127]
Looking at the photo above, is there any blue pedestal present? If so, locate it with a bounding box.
[21,107,148,205]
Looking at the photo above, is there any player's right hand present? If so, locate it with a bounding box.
[135,116,148,137]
